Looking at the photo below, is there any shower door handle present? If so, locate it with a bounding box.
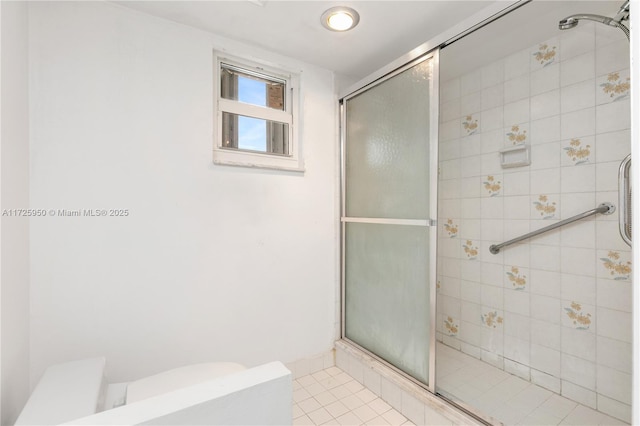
[619,154,632,246]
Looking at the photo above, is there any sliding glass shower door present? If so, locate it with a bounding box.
[341,51,439,388]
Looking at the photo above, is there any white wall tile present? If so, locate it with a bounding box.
[597,394,631,424]
[380,376,402,411]
[439,139,461,162]
[482,84,503,111]
[597,279,632,313]
[440,119,461,142]
[560,21,595,61]
[530,244,560,272]
[482,262,504,287]
[460,156,481,178]
[504,335,530,365]
[481,129,504,154]
[460,321,482,347]
[562,353,596,390]
[504,195,530,220]
[502,241,530,268]
[441,78,460,102]
[460,280,481,303]
[481,197,503,219]
[562,381,597,409]
[530,142,560,170]
[595,25,628,47]
[561,107,595,139]
[595,161,619,192]
[440,159,460,181]
[461,92,482,116]
[595,220,629,251]
[503,171,530,196]
[504,49,530,80]
[531,369,561,393]
[480,153,501,176]
[460,176,481,198]
[441,98,461,123]
[530,168,561,194]
[504,358,530,380]
[560,247,596,276]
[481,284,503,309]
[504,74,530,103]
[504,288,529,315]
[481,219,504,241]
[461,69,482,96]
[530,115,561,145]
[561,79,596,113]
[596,307,631,343]
[597,335,632,374]
[595,42,631,76]
[481,61,505,89]
[504,312,530,338]
[531,63,560,96]
[531,89,560,120]
[531,319,561,348]
[480,106,504,132]
[560,51,595,87]
[530,38,560,70]
[561,219,595,249]
[595,129,630,162]
[561,273,596,306]
[397,392,423,425]
[561,164,596,193]
[596,365,632,405]
[562,327,596,361]
[596,100,631,134]
[529,269,560,297]
[503,99,529,126]
[531,294,561,323]
[460,258,482,282]
[531,343,560,376]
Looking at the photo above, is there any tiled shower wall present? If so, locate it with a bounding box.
[436,22,632,422]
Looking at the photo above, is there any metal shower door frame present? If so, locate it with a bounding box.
[339,48,440,393]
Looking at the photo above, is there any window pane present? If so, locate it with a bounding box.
[220,64,285,111]
[222,112,289,155]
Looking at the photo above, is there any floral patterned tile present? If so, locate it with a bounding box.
[562,301,594,331]
[505,124,528,146]
[598,250,632,281]
[562,137,593,166]
[504,266,528,291]
[443,219,459,238]
[461,114,480,136]
[596,70,630,105]
[531,39,558,69]
[483,175,502,197]
[462,239,479,260]
[531,194,558,220]
[444,316,460,336]
[481,308,504,329]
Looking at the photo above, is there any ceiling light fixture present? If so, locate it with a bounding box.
[321,6,360,32]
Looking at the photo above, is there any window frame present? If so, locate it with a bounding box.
[213,52,303,171]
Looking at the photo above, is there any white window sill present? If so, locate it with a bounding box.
[212,148,305,172]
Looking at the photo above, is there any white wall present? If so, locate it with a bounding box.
[28,1,338,385]
[1,1,31,424]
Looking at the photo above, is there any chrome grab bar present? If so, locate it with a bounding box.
[489,202,616,254]
[619,154,632,246]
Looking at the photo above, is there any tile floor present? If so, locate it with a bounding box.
[436,343,628,425]
[293,366,416,426]
[293,344,628,425]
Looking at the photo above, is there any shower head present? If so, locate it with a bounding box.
[558,13,612,30]
[558,17,579,30]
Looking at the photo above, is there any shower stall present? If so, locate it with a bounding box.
[339,1,633,424]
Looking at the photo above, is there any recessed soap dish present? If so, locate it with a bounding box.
[499,145,530,168]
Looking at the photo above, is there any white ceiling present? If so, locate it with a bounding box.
[115,0,626,84]
[113,1,493,81]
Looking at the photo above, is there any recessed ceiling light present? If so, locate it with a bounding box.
[321,6,360,32]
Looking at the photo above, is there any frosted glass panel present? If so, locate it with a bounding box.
[345,60,431,219]
[345,222,430,383]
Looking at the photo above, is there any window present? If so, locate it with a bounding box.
[213,52,302,171]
